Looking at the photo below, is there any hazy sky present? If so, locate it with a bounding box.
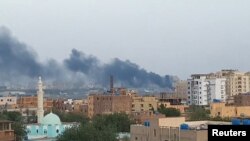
[0,0,250,79]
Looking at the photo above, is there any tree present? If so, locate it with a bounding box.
[12,122,26,141]
[158,104,181,117]
[188,105,210,121]
[57,122,116,141]
[57,113,134,141]
[93,113,135,132]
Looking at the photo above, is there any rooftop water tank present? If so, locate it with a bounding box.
[232,118,241,125]
[242,119,250,125]
[180,124,189,130]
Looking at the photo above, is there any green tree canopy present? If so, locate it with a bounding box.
[188,105,210,121]
[57,113,134,141]
[158,104,181,117]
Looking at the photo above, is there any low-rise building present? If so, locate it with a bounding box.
[132,111,165,124]
[132,96,158,112]
[131,118,230,141]
[0,120,15,141]
[210,102,250,118]
[158,102,188,114]
[234,93,250,106]
[130,117,185,141]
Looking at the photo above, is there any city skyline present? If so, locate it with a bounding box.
[1,0,250,79]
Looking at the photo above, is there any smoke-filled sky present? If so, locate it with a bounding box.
[0,27,174,89]
[0,0,250,79]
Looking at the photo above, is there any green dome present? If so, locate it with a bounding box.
[41,112,61,125]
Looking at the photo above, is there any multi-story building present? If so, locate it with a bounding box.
[0,120,15,141]
[187,74,226,106]
[132,96,158,112]
[207,77,226,103]
[17,96,53,111]
[219,70,250,97]
[159,92,185,105]
[0,96,17,109]
[0,96,17,106]
[234,92,250,106]
[88,93,132,118]
[175,80,188,98]
[187,74,209,106]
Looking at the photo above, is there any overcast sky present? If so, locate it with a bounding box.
[0,0,250,79]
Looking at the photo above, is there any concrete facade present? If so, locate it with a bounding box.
[0,96,17,106]
[0,120,14,141]
[130,117,208,141]
[210,102,250,118]
[187,74,226,105]
[17,96,53,111]
[222,70,250,97]
[132,96,158,112]
[88,94,132,118]
[234,93,250,106]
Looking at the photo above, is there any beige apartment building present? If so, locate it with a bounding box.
[88,93,132,118]
[175,80,188,99]
[218,70,250,97]
[132,96,158,112]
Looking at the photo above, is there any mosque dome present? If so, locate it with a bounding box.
[41,112,62,125]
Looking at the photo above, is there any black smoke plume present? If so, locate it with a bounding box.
[0,27,174,89]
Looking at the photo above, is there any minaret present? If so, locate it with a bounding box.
[37,76,45,124]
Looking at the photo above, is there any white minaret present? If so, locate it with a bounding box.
[37,76,45,124]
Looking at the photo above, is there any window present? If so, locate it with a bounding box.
[149,104,152,107]
[44,130,47,134]
[56,129,59,133]
[36,129,39,134]
[141,104,143,107]
[154,129,156,137]
[135,137,138,140]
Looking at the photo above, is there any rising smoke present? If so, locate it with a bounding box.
[0,27,174,89]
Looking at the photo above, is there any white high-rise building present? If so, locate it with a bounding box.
[187,74,226,106]
[187,75,208,106]
[37,76,44,123]
[207,78,226,103]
